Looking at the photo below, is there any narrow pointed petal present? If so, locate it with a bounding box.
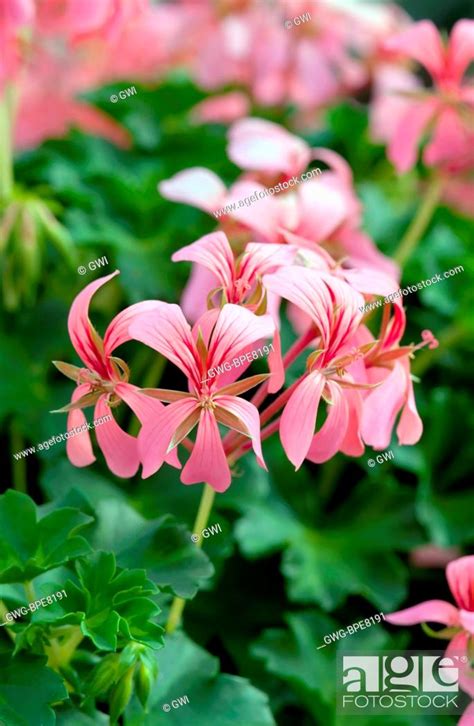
[385,600,460,627]
[215,395,266,469]
[129,303,202,388]
[158,168,227,213]
[103,301,163,357]
[114,383,180,469]
[138,398,198,478]
[207,304,275,372]
[238,243,297,288]
[396,360,423,445]
[280,371,325,469]
[307,381,348,463]
[384,21,445,79]
[447,20,474,82]
[446,555,474,611]
[181,409,231,491]
[172,231,235,291]
[68,270,119,376]
[217,373,270,397]
[267,327,285,394]
[361,363,406,450]
[94,396,140,478]
[388,100,439,173]
[66,384,96,468]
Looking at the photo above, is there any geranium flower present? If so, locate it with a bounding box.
[264,266,369,467]
[387,556,474,703]
[374,20,474,172]
[129,303,275,491]
[53,271,177,478]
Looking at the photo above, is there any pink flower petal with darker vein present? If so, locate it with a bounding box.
[68,270,119,376]
[94,396,139,478]
[215,395,266,469]
[446,20,474,82]
[446,556,474,612]
[66,383,96,467]
[181,409,231,491]
[129,302,201,387]
[138,398,198,479]
[172,231,235,291]
[280,371,325,470]
[115,383,180,469]
[385,600,460,626]
[207,304,275,372]
[103,301,163,356]
[307,381,349,463]
[361,363,406,450]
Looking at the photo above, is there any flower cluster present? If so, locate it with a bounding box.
[54,119,438,492]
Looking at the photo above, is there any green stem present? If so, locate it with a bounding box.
[11,422,27,493]
[0,85,14,201]
[24,580,36,603]
[0,599,16,642]
[165,483,216,634]
[394,176,443,266]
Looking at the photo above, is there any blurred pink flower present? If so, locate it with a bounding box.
[0,0,34,88]
[373,20,474,172]
[56,271,177,478]
[410,544,462,569]
[190,92,250,125]
[129,303,275,491]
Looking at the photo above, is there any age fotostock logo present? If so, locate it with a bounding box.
[337,652,466,715]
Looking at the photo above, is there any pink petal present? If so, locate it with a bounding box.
[361,363,406,450]
[445,632,474,698]
[227,117,311,176]
[458,700,474,724]
[103,301,162,357]
[459,610,474,635]
[225,180,284,242]
[207,304,275,373]
[115,383,180,469]
[172,231,235,291]
[68,270,119,376]
[424,107,469,168]
[129,303,201,389]
[66,383,96,467]
[94,395,140,478]
[396,359,423,445]
[446,20,474,82]
[280,371,325,469]
[339,388,365,457]
[384,21,445,80]
[239,243,297,284]
[267,326,285,394]
[307,381,349,463]
[446,556,474,611]
[181,409,231,491]
[158,168,227,214]
[138,397,198,479]
[180,264,220,323]
[190,91,250,125]
[296,182,348,242]
[385,600,460,627]
[215,395,266,469]
[388,99,439,173]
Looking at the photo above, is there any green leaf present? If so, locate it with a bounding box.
[125,632,275,726]
[0,654,67,726]
[235,479,420,611]
[0,491,92,583]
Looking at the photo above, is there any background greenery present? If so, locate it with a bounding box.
[1,2,473,724]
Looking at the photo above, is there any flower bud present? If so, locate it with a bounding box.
[109,666,135,724]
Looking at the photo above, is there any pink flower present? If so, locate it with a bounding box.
[0,0,34,88]
[387,556,474,699]
[54,271,177,478]
[374,20,474,172]
[190,92,250,125]
[129,303,275,491]
[264,266,368,468]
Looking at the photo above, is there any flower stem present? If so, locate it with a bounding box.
[394,175,443,266]
[0,85,14,202]
[165,483,216,634]
[11,422,27,493]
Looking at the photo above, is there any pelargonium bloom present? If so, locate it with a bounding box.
[53,270,177,478]
[386,556,474,701]
[129,303,275,491]
[264,266,369,468]
[373,20,474,172]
